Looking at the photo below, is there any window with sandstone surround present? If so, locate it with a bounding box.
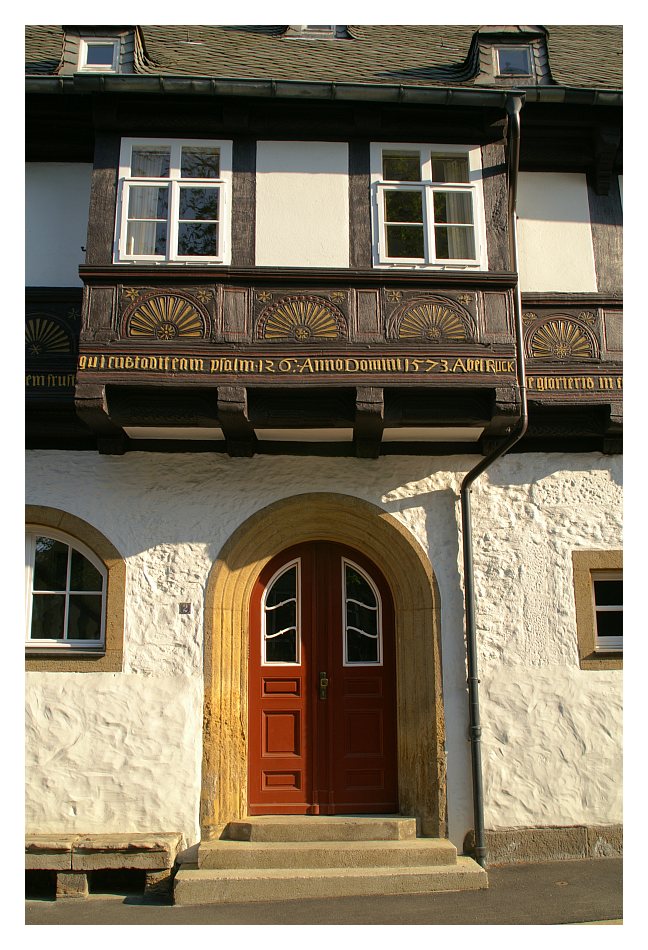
[572,549,622,670]
[25,507,125,672]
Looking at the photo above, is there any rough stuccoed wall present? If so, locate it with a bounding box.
[25,450,622,847]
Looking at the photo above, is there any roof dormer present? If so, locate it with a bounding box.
[57,26,137,75]
[472,26,550,86]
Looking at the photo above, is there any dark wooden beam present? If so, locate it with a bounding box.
[217,385,257,457]
[354,386,384,459]
[74,382,127,454]
[593,125,621,197]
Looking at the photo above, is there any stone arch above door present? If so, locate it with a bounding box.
[201,492,446,839]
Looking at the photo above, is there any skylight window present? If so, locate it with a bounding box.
[78,38,119,72]
[494,46,532,76]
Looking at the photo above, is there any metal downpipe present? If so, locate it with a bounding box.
[460,94,527,868]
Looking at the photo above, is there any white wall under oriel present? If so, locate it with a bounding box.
[25,450,622,849]
[25,163,92,286]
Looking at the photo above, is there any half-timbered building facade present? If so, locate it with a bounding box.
[25,25,622,899]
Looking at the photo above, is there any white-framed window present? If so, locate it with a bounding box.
[25,527,106,653]
[114,138,233,264]
[494,46,533,77]
[592,571,623,652]
[78,38,120,72]
[342,558,383,666]
[370,143,487,269]
[262,559,301,665]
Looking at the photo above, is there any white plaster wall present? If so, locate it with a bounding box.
[517,172,597,293]
[26,163,92,286]
[255,141,349,266]
[25,450,622,848]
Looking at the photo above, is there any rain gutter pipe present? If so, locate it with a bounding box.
[460,93,527,869]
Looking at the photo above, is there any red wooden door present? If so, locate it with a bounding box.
[248,541,398,815]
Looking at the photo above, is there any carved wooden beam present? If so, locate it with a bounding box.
[480,384,521,455]
[217,385,256,458]
[74,382,127,455]
[354,387,384,459]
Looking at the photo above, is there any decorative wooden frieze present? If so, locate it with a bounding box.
[387,295,477,344]
[120,291,212,341]
[255,294,348,343]
[25,296,81,394]
[525,314,600,362]
[26,315,75,357]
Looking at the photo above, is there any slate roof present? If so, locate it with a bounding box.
[25,24,622,90]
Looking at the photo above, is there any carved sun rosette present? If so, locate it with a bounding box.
[123,293,209,340]
[26,316,73,357]
[526,317,599,361]
[389,297,476,344]
[256,295,347,343]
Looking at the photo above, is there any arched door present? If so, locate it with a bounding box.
[248,541,398,815]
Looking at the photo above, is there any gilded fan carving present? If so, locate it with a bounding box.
[390,298,475,343]
[257,295,347,343]
[527,318,598,361]
[26,317,73,357]
[124,294,207,340]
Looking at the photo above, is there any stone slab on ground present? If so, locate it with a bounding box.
[174,857,487,904]
[224,816,418,842]
[26,835,77,871]
[72,833,182,870]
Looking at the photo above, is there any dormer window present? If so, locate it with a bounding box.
[79,38,119,72]
[494,45,532,77]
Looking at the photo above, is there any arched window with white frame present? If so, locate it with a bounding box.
[25,527,107,652]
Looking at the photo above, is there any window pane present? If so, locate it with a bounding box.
[31,594,65,639]
[131,148,171,178]
[126,222,167,256]
[433,191,473,224]
[594,580,623,607]
[179,187,219,221]
[596,611,623,639]
[497,47,531,75]
[386,224,425,258]
[181,147,220,179]
[265,629,297,663]
[384,190,423,223]
[33,537,68,591]
[70,550,103,592]
[346,566,377,610]
[435,226,475,260]
[266,565,297,610]
[86,44,115,66]
[128,186,169,220]
[431,155,470,183]
[382,153,421,182]
[347,629,379,663]
[178,223,219,256]
[68,595,102,640]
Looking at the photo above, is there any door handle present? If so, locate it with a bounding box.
[319,671,329,700]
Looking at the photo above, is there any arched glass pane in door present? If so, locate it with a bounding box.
[262,560,300,664]
[343,559,382,664]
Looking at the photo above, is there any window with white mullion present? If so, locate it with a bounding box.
[26,529,106,648]
[115,137,232,264]
[371,142,485,268]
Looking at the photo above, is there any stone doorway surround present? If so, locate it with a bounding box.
[201,492,446,840]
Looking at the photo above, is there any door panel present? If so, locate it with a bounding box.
[249,541,397,815]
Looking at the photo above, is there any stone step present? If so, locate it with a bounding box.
[174,858,487,904]
[199,837,457,870]
[224,815,417,842]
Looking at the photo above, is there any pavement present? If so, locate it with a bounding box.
[25,857,622,925]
